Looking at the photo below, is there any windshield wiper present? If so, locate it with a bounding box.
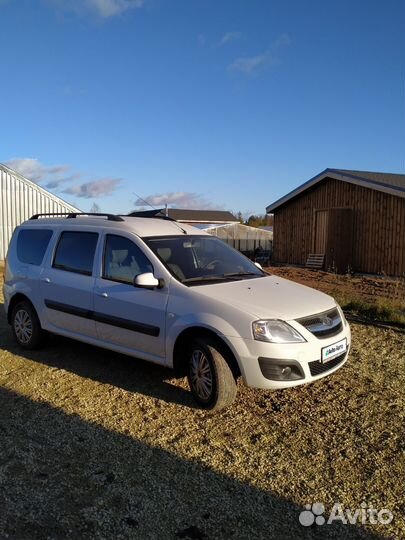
[182,272,263,284]
[222,271,263,277]
[181,275,230,283]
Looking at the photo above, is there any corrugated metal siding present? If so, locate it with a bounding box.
[205,223,273,253]
[273,178,405,276]
[0,166,80,260]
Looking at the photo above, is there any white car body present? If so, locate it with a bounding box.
[3,215,350,397]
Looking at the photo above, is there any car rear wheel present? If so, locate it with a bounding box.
[187,338,237,412]
[11,301,46,350]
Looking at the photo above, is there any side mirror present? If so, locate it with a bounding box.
[134,272,163,289]
[254,261,263,270]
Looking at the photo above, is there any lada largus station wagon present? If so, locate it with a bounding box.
[3,213,350,411]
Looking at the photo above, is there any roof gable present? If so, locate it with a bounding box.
[266,168,405,213]
[0,163,81,212]
[129,208,238,223]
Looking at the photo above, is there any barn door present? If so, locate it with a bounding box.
[314,210,329,253]
[326,208,353,273]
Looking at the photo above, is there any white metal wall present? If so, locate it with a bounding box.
[206,223,273,253]
[0,165,80,260]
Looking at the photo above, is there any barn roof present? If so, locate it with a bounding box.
[129,208,238,223]
[266,168,405,213]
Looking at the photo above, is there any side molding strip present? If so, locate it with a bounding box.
[44,299,160,337]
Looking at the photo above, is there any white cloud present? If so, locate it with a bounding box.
[49,0,144,19]
[274,33,291,48]
[86,0,143,17]
[220,31,242,46]
[5,157,121,199]
[228,51,278,74]
[134,191,220,210]
[228,33,291,74]
[63,178,122,198]
[4,158,72,185]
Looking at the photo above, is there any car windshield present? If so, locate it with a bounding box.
[144,235,265,285]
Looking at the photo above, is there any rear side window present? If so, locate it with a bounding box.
[17,229,53,265]
[53,231,98,276]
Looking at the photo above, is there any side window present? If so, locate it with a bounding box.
[53,231,98,276]
[17,229,53,265]
[103,234,153,284]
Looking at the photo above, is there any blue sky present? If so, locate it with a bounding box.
[1,0,404,217]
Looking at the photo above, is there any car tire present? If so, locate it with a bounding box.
[11,301,46,350]
[187,338,237,412]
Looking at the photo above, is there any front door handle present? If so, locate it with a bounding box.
[96,291,108,298]
[41,277,51,283]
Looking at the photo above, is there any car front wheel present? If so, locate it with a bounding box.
[187,338,237,412]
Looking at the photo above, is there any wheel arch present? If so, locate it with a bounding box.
[172,326,241,379]
[7,293,35,324]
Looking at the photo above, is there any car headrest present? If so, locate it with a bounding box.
[157,247,171,262]
[111,249,128,265]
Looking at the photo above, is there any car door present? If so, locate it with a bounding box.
[94,233,168,361]
[40,229,98,338]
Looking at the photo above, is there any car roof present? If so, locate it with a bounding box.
[20,215,207,237]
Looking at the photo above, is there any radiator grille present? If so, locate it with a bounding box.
[309,352,347,376]
[297,307,342,339]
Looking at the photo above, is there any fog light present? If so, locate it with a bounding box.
[258,358,304,381]
[281,366,292,377]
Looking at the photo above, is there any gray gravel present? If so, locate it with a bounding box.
[0,289,404,539]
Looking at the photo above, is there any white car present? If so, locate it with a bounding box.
[3,213,350,411]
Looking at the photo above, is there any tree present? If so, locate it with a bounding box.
[90,202,101,213]
[246,214,273,227]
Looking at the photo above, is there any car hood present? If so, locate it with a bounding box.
[193,274,336,320]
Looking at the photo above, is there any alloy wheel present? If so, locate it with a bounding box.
[14,309,33,344]
[189,349,214,401]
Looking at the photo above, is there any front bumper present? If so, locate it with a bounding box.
[224,322,351,390]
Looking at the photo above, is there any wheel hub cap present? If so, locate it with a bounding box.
[190,349,213,401]
[14,309,33,344]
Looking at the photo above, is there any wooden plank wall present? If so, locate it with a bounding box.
[326,208,353,273]
[272,178,405,276]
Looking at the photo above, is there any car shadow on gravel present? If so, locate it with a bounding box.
[0,385,384,540]
[0,303,197,409]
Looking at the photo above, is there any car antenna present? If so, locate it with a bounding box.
[132,192,188,234]
[132,192,158,211]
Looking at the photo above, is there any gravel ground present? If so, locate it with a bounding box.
[0,276,404,539]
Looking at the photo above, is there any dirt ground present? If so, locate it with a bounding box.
[0,269,404,539]
[265,266,405,307]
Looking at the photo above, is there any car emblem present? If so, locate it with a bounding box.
[322,316,333,326]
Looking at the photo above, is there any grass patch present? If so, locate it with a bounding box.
[332,290,405,326]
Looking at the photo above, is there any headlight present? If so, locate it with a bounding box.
[336,303,347,326]
[252,320,306,343]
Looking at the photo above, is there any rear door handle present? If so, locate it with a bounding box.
[95,291,108,298]
[41,277,51,283]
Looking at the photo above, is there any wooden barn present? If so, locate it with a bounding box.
[266,169,405,276]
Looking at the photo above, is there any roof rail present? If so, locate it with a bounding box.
[29,212,124,222]
[126,212,178,223]
[126,211,188,234]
